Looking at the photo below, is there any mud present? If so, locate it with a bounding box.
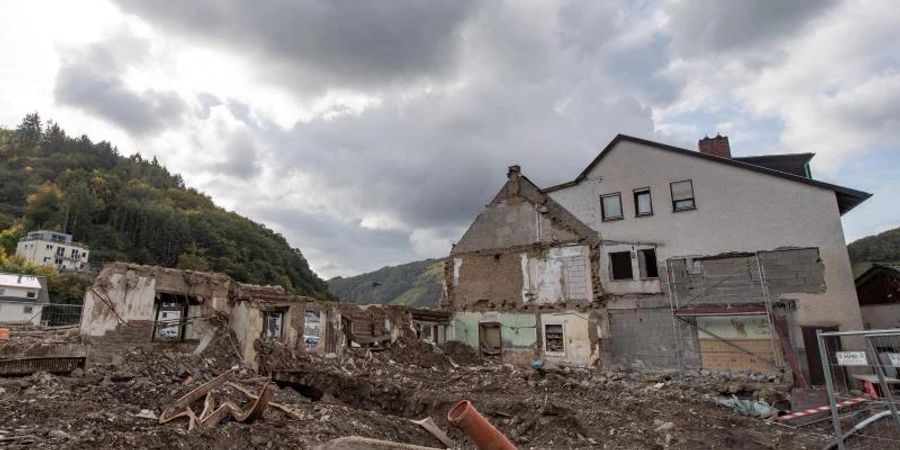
[0,329,878,449]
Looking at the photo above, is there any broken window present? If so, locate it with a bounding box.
[544,324,565,355]
[670,180,696,211]
[153,292,201,341]
[304,310,321,350]
[610,251,634,280]
[638,248,659,279]
[634,188,653,216]
[600,193,623,221]
[263,311,284,341]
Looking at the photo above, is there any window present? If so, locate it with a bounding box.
[600,193,624,221]
[46,244,53,250]
[56,247,64,256]
[153,292,201,341]
[0,288,4,295]
[23,306,33,314]
[609,251,634,280]
[544,324,565,355]
[638,249,659,279]
[670,180,696,211]
[304,310,321,350]
[26,291,36,298]
[634,188,653,216]
[264,311,284,341]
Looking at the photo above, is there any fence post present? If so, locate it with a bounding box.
[818,329,844,450]
[864,335,900,433]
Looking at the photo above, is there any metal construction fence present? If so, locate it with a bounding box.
[818,328,900,449]
[0,301,83,327]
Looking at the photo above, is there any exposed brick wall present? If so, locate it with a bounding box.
[85,321,192,364]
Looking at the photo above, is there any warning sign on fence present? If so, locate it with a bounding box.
[835,351,868,366]
[888,353,900,367]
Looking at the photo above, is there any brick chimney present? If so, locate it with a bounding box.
[507,165,521,196]
[698,134,731,158]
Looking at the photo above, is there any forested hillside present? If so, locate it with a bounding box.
[0,113,332,299]
[328,258,444,308]
[849,226,900,266]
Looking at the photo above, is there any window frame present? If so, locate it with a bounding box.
[263,310,286,342]
[600,192,624,221]
[638,248,659,279]
[543,323,566,356]
[670,179,697,212]
[633,187,653,217]
[609,251,634,280]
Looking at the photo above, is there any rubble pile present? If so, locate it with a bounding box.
[1,331,839,449]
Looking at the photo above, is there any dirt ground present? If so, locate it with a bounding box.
[0,331,889,449]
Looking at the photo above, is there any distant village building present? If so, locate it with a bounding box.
[16,230,90,271]
[0,273,49,325]
[855,263,900,330]
[445,134,871,385]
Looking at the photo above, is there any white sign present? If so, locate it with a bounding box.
[836,351,868,366]
[888,353,900,368]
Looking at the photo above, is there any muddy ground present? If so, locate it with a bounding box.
[0,331,890,449]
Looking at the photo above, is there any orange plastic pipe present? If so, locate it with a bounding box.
[447,400,516,450]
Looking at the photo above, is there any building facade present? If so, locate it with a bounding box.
[16,230,90,271]
[446,134,871,383]
[0,273,49,325]
[854,264,900,330]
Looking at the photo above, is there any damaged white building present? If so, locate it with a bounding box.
[445,134,871,384]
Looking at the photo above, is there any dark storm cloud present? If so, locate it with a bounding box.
[54,32,187,134]
[665,0,838,57]
[113,0,479,94]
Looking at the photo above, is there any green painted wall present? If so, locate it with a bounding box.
[499,313,537,348]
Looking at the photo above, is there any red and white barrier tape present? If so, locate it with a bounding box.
[774,397,870,422]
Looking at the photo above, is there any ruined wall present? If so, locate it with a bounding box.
[451,309,603,367]
[448,244,595,310]
[604,297,699,370]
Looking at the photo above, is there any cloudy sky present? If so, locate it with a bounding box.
[1,0,898,278]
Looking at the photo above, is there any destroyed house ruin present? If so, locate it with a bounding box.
[80,263,448,370]
[445,134,871,384]
[444,165,605,367]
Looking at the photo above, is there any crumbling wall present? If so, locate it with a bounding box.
[449,244,594,310]
[451,309,602,367]
[604,296,699,371]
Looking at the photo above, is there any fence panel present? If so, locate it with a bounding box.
[818,329,900,450]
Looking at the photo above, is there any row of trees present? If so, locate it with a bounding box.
[0,113,333,299]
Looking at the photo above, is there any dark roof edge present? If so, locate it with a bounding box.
[542,134,872,214]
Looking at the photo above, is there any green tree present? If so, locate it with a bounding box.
[24,182,64,229]
[176,243,211,272]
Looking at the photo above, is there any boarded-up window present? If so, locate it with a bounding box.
[544,324,564,355]
[610,251,633,280]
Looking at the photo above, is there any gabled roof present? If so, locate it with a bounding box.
[542,134,872,214]
[855,262,900,284]
[0,273,42,290]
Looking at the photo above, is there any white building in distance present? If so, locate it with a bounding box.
[16,230,90,271]
[0,273,49,325]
